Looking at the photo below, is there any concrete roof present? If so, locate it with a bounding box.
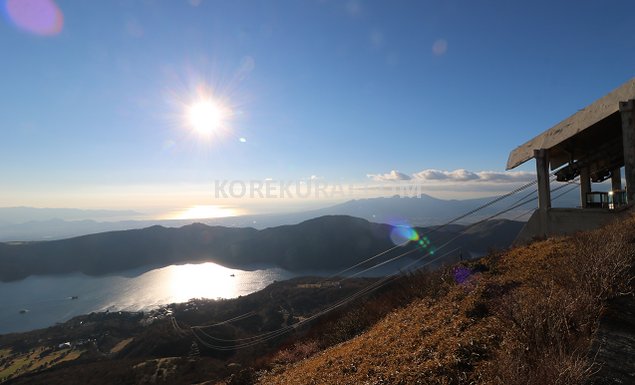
[506,78,635,170]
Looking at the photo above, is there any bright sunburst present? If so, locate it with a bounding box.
[187,99,227,136]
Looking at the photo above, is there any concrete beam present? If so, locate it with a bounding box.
[611,168,622,191]
[535,149,552,210]
[580,167,591,208]
[620,100,635,203]
[535,149,551,236]
[508,78,635,170]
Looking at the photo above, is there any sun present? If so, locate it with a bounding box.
[187,99,227,135]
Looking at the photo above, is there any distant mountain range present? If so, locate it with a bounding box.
[0,215,524,282]
[0,207,142,224]
[0,191,578,242]
[0,218,197,243]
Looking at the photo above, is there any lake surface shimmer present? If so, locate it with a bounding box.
[0,262,297,334]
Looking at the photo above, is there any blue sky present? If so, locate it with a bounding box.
[1,0,634,217]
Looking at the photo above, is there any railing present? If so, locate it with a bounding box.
[608,190,628,210]
[586,190,628,210]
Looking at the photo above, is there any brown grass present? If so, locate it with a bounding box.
[257,216,635,384]
[0,346,84,383]
[109,337,134,354]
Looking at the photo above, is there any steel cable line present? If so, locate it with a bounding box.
[505,175,558,208]
[190,247,463,350]
[511,182,580,221]
[182,180,542,348]
[194,273,399,345]
[191,242,464,348]
[190,192,534,347]
[188,184,554,349]
[191,271,401,344]
[181,176,573,349]
[325,241,409,280]
[508,178,578,210]
[347,179,571,278]
[429,179,539,233]
[333,178,579,281]
[327,178,542,281]
[191,311,258,329]
[187,245,408,333]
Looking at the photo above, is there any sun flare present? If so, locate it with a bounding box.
[170,205,240,220]
[187,99,227,135]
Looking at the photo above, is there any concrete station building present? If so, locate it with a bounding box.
[508,79,635,243]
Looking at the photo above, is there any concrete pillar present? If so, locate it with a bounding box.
[611,168,622,191]
[580,167,591,208]
[534,149,551,236]
[620,100,635,204]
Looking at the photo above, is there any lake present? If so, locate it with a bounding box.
[0,262,298,335]
[0,256,427,335]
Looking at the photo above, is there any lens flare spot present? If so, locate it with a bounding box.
[5,0,64,36]
[453,266,472,284]
[389,225,419,245]
[432,38,448,56]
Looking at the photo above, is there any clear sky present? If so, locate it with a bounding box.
[1,0,634,218]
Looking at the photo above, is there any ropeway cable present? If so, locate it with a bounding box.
[510,182,580,221]
[325,178,537,280]
[190,247,463,350]
[506,178,579,213]
[429,179,539,233]
[191,238,476,347]
[191,311,257,329]
[190,246,428,344]
[181,179,546,347]
[189,190,539,346]
[325,241,410,280]
[181,176,572,349]
[187,181,558,349]
[343,179,570,279]
[326,178,542,280]
[186,178,543,342]
[189,178,581,349]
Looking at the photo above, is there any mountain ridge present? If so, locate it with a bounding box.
[0,215,523,282]
[0,191,579,242]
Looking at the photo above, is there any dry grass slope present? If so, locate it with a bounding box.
[257,216,635,385]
